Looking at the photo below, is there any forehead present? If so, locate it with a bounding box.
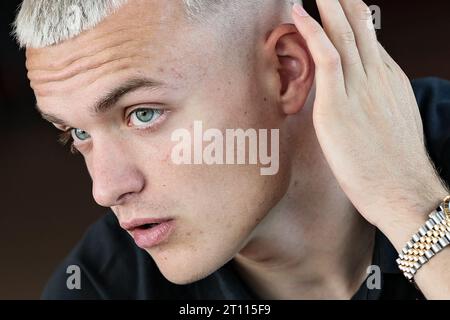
[25,0,200,103]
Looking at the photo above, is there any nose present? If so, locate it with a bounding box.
[88,140,145,208]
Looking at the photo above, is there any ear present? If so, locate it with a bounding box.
[265,24,314,115]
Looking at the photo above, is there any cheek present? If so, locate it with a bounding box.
[137,135,175,164]
[160,148,173,163]
[174,164,290,233]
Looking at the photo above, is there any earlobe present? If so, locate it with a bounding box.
[266,24,314,115]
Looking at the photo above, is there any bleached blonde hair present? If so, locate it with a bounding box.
[13,0,300,48]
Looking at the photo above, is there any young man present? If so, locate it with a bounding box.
[14,0,450,299]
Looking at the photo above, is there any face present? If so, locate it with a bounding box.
[26,0,293,284]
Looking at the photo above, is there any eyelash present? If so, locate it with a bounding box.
[58,130,79,154]
[57,108,167,154]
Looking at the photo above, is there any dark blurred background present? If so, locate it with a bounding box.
[1,0,450,299]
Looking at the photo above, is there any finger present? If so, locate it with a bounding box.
[378,43,423,140]
[292,4,346,98]
[339,0,383,72]
[378,42,401,72]
[315,0,367,86]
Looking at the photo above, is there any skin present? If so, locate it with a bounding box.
[28,0,298,289]
[25,0,449,299]
[292,0,450,299]
[29,0,351,298]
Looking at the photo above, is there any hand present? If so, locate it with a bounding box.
[291,0,449,231]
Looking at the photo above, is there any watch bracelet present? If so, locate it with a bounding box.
[396,196,450,282]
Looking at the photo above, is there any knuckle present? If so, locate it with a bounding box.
[386,60,403,76]
[357,2,372,20]
[339,30,356,44]
[309,22,324,37]
[321,49,341,69]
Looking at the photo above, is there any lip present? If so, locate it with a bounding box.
[121,218,175,249]
[121,217,174,231]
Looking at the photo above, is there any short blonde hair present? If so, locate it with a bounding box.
[13,0,299,48]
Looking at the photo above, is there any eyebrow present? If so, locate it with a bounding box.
[36,77,166,127]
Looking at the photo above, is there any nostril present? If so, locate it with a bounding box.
[117,192,134,204]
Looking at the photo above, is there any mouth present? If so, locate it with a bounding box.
[121,218,175,249]
[139,223,161,230]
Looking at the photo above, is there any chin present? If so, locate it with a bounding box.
[157,263,216,285]
[150,249,232,285]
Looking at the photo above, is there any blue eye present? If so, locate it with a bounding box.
[71,128,91,141]
[129,108,163,127]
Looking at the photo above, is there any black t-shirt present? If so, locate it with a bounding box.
[42,77,450,300]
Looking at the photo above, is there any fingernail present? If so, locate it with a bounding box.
[293,3,309,17]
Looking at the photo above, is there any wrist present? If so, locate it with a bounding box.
[376,184,449,252]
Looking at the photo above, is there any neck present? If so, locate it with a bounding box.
[233,102,376,299]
